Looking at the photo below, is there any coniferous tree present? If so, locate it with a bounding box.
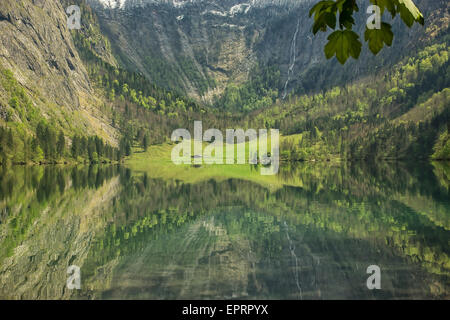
[57,131,65,158]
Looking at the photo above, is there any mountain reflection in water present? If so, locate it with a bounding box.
[0,161,448,299]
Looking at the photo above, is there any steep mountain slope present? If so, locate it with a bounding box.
[247,36,449,160]
[86,0,447,104]
[0,0,90,108]
[0,0,447,164]
[0,0,119,164]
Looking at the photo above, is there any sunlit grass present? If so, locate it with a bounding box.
[125,133,342,189]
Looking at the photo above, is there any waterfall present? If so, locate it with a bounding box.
[282,18,300,100]
[283,221,303,299]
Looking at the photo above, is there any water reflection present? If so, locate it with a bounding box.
[0,162,448,299]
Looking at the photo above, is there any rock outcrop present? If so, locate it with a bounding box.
[0,0,117,144]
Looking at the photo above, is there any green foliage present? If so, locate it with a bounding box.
[71,134,119,162]
[0,121,119,165]
[0,68,39,125]
[0,56,120,165]
[71,20,217,147]
[310,0,424,63]
[432,131,450,160]
[364,22,394,54]
[142,134,149,152]
[325,30,362,63]
[248,41,449,160]
[216,65,280,112]
[178,56,216,96]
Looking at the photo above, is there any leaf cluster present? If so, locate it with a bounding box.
[309,0,424,63]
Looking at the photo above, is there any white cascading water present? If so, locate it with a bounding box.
[282,17,300,100]
[283,221,303,299]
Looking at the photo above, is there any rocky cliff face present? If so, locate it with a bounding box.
[84,0,444,103]
[0,0,117,144]
[0,0,444,127]
[86,0,316,102]
[0,0,91,108]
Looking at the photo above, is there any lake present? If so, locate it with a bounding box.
[0,161,448,299]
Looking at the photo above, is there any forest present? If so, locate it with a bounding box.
[0,0,448,165]
[92,3,449,162]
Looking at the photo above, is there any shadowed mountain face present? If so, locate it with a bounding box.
[0,0,90,108]
[85,0,445,102]
[0,0,119,145]
[86,0,314,102]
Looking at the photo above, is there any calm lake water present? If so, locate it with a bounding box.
[0,161,449,299]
